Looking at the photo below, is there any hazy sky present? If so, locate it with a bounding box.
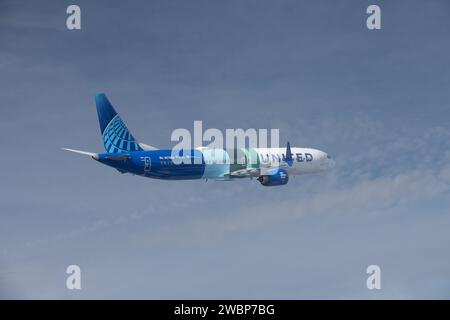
[1,0,450,298]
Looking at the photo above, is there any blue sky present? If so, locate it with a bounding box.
[1,0,450,298]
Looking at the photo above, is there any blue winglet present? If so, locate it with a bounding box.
[285,141,293,167]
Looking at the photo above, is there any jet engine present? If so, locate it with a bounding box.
[257,168,289,186]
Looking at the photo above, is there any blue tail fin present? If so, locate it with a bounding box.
[95,93,143,153]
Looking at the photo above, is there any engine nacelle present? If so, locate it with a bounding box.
[257,168,289,186]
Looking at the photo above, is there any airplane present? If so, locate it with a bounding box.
[63,94,335,186]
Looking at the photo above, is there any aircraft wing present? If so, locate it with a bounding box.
[226,168,260,178]
[226,160,291,179]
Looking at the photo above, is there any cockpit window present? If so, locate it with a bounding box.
[327,155,332,159]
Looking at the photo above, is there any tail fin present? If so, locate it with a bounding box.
[95,93,143,153]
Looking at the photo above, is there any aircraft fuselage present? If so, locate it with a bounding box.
[95,147,335,181]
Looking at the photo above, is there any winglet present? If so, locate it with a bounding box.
[62,148,99,160]
[285,142,293,167]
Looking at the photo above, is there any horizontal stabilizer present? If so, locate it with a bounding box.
[139,143,159,150]
[62,148,99,160]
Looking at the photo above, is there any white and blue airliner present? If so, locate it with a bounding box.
[63,94,335,186]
